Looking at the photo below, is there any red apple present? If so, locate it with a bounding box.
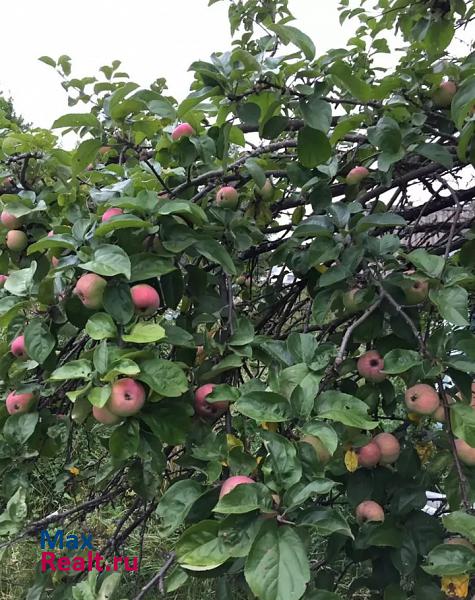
[433,80,457,108]
[346,166,369,186]
[101,208,123,222]
[357,350,386,383]
[1,211,20,229]
[358,441,382,468]
[6,230,27,251]
[404,384,439,415]
[219,475,254,499]
[0,274,8,287]
[73,273,107,310]
[172,123,195,141]
[216,186,239,209]
[108,378,146,417]
[194,383,229,418]
[355,500,385,523]
[373,432,400,464]
[10,335,27,360]
[130,284,160,315]
[92,405,122,425]
[6,391,34,415]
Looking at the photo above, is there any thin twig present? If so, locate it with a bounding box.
[133,552,176,599]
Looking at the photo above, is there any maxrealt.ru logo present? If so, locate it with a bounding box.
[40,530,139,573]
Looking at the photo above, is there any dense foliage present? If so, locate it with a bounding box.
[1,0,475,598]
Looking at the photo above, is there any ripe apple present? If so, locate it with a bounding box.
[373,432,400,464]
[0,274,8,287]
[404,383,439,415]
[108,378,146,417]
[358,441,382,468]
[455,438,475,466]
[171,123,195,141]
[254,179,274,202]
[433,80,457,108]
[73,273,107,310]
[51,256,60,268]
[92,405,122,425]
[0,211,20,229]
[6,391,34,415]
[355,500,385,523]
[404,278,429,305]
[6,230,28,251]
[301,435,331,464]
[10,335,27,360]
[219,475,254,499]
[130,284,160,315]
[357,350,386,383]
[346,166,369,186]
[216,186,239,209]
[194,383,229,418]
[101,207,123,222]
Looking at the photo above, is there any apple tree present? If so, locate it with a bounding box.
[1,0,475,598]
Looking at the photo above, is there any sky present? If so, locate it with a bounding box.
[0,0,351,129]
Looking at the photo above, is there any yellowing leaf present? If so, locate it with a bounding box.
[260,422,278,432]
[415,442,434,464]
[68,466,80,476]
[226,434,243,451]
[407,412,422,423]
[344,449,358,472]
[315,264,328,274]
[441,573,469,598]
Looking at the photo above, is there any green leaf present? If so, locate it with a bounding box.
[52,113,100,129]
[451,404,475,447]
[297,507,353,538]
[300,97,332,133]
[330,61,371,102]
[245,521,310,600]
[27,234,77,255]
[407,249,445,278]
[109,420,139,460]
[137,358,188,397]
[283,479,336,510]
[268,23,316,60]
[382,349,421,374]
[355,213,406,233]
[235,391,291,422]
[213,483,273,514]
[443,511,475,544]
[195,240,236,275]
[229,317,255,346]
[452,75,475,129]
[297,127,331,168]
[245,158,266,188]
[50,360,92,381]
[368,116,402,154]
[4,262,37,297]
[95,215,148,236]
[122,323,165,344]
[80,245,131,279]
[85,313,118,340]
[415,143,453,168]
[423,543,475,575]
[301,422,338,454]
[157,200,207,226]
[262,431,302,489]
[176,521,230,571]
[129,254,175,282]
[24,320,55,364]
[3,412,39,446]
[429,286,469,326]
[72,139,102,175]
[178,86,221,119]
[88,386,111,408]
[156,480,204,537]
[316,391,378,429]
[103,280,134,325]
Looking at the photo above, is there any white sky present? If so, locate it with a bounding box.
[0,0,351,128]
